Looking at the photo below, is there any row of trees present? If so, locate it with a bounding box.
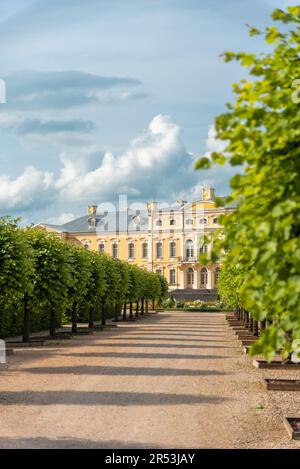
[196,6,300,361]
[0,217,168,341]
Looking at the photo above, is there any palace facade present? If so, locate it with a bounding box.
[40,188,234,292]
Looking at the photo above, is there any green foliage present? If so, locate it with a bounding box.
[195,6,300,361]
[0,220,168,338]
[0,218,35,337]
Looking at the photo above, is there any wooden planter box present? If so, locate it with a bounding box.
[265,379,300,391]
[253,359,300,370]
[241,340,256,347]
[284,418,300,440]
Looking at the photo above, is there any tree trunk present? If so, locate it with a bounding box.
[88,306,94,328]
[249,313,254,332]
[50,306,56,337]
[259,319,266,335]
[253,319,259,336]
[146,300,149,314]
[71,303,77,334]
[115,303,121,322]
[129,302,133,320]
[101,302,106,326]
[152,299,155,311]
[135,300,139,318]
[245,310,249,328]
[22,293,30,343]
[123,302,127,321]
[141,298,144,315]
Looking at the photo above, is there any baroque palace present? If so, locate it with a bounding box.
[40,188,234,295]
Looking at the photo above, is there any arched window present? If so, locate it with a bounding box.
[187,268,194,287]
[200,244,208,254]
[170,219,176,226]
[199,218,207,225]
[201,267,208,286]
[186,219,193,225]
[111,243,118,258]
[169,269,176,285]
[142,242,148,259]
[98,243,105,253]
[156,241,163,259]
[186,239,194,259]
[214,267,220,287]
[169,241,176,258]
[156,219,162,227]
[82,240,90,250]
[128,242,135,259]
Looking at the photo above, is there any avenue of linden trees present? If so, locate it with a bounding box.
[0,2,300,453]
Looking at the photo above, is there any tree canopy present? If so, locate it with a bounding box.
[196,6,300,361]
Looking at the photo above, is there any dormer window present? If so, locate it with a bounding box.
[88,216,96,229]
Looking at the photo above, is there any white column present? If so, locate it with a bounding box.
[179,269,185,289]
[207,268,212,289]
[193,269,198,290]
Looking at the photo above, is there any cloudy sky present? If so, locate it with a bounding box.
[0,0,296,224]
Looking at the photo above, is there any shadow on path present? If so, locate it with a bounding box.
[0,390,231,406]
[62,352,235,360]
[17,365,232,377]
[0,436,161,449]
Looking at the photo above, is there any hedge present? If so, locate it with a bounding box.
[0,218,168,340]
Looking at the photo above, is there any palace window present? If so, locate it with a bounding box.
[186,219,193,225]
[213,217,218,224]
[170,219,176,226]
[156,242,163,259]
[111,243,118,258]
[156,269,162,276]
[128,242,135,259]
[98,243,105,253]
[186,240,194,258]
[169,269,176,285]
[169,241,177,258]
[201,268,208,286]
[187,268,194,286]
[200,245,208,254]
[199,218,207,225]
[142,242,148,259]
[156,219,162,227]
[83,240,90,250]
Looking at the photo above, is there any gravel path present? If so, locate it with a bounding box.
[0,312,299,449]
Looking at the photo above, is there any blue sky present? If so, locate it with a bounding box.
[0,0,296,224]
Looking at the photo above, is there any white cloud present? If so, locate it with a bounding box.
[0,166,54,210]
[56,114,196,202]
[205,125,228,156]
[45,212,76,225]
[0,115,236,215]
[0,115,198,212]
